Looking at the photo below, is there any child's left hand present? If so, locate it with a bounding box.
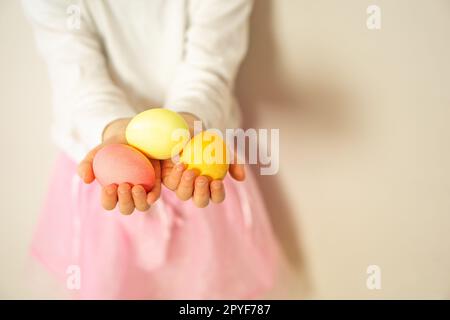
[160,112,246,208]
[161,159,245,208]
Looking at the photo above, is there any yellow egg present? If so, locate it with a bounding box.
[180,131,230,180]
[126,108,190,160]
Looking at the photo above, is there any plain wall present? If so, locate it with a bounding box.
[1,0,449,299]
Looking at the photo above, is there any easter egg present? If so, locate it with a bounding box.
[126,108,190,160]
[93,144,155,191]
[180,131,229,180]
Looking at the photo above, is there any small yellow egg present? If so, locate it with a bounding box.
[126,108,190,160]
[180,131,229,180]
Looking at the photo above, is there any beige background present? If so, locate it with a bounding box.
[1,0,449,299]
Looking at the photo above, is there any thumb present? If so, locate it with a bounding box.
[78,144,103,183]
[229,163,245,181]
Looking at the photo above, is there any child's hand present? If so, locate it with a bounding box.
[160,112,246,208]
[161,158,245,208]
[77,118,162,214]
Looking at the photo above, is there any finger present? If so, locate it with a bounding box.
[117,183,134,215]
[78,161,95,184]
[147,182,161,205]
[163,161,185,190]
[147,159,162,205]
[210,180,225,204]
[101,184,118,211]
[132,185,149,212]
[77,144,103,183]
[161,159,175,180]
[176,169,196,201]
[229,163,246,181]
[193,176,210,208]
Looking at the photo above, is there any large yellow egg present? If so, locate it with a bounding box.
[180,131,230,180]
[126,108,190,160]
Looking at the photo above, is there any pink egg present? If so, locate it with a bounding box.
[93,144,155,192]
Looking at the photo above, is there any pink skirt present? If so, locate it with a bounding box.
[31,152,279,299]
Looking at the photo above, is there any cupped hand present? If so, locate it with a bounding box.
[160,113,246,208]
[161,159,245,208]
[77,118,162,214]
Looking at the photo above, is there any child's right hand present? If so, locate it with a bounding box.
[77,118,162,214]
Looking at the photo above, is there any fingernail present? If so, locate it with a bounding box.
[119,185,130,194]
[185,171,195,180]
[211,182,222,190]
[106,186,115,195]
[176,163,185,172]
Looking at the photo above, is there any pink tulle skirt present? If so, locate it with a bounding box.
[31,152,279,299]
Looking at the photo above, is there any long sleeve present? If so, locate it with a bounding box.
[165,0,253,130]
[22,0,136,161]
